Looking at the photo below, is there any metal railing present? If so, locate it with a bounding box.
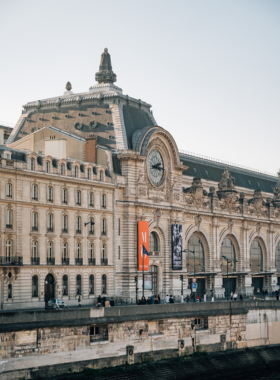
[47,257,55,265]
[76,229,81,234]
[6,224,13,229]
[0,256,23,265]
[31,257,40,265]
[62,258,69,265]
[47,227,53,233]
[75,258,83,265]
[31,197,38,201]
[62,228,68,234]
[32,226,38,232]
[89,258,96,265]
[101,258,108,266]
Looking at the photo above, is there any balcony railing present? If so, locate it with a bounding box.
[89,230,94,235]
[62,200,67,204]
[75,258,83,265]
[47,257,55,265]
[0,256,23,266]
[76,202,81,206]
[31,257,40,265]
[47,198,53,202]
[47,227,53,233]
[32,226,38,232]
[76,229,81,234]
[101,231,106,236]
[101,258,108,266]
[6,224,13,229]
[62,228,68,234]
[32,197,38,201]
[62,258,69,265]
[88,258,96,265]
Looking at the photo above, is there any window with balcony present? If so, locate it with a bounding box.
[101,218,106,235]
[76,216,81,234]
[101,244,107,265]
[89,192,94,207]
[89,274,94,294]
[32,275,38,297]
[62,188,67,204]
[89,243,95,265]
[89,218,94,235]
[63,275,68,295]
[76,274,82,295]
[6,240,12,259]
[6,209,12,229]
[31,241,39,264]
[47,241,55,264]
[32,184,38,200]
[6,183,12,198]
[47,213,53,232]
[62,242,69,265]
[76,190,81,205]
[32,212,38,231]
[62,215,68,233]
[76,243,83,265]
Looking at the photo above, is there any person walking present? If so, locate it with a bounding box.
[110,297,115,307]
[233,292,238,301]
[230,291,233,300]
[240,294,243,300]
[146,297,152,305]
[105,299,110,307]
[158,294,161,304]
[141,296,146,305]
[154,296,159,304]
[78,295,82,308]
[151,295,154,304]
[165,294,170,303]
[169,295,174,304]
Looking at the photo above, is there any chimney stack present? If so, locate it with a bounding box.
[85,134,98,163]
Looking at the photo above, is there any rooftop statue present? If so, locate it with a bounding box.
[218,167,235,191]
[95,48,117,84]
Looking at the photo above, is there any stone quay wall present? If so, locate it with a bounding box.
[0,301,279,379]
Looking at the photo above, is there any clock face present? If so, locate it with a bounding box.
[147,149,164,186]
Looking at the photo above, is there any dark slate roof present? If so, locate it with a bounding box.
[0,144,26,162]
[180,153,278,194]
[122,105,155,149]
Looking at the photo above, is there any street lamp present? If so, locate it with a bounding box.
[222,255,238,301]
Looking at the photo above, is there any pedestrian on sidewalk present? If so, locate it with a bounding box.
[78,295,82,308]
[233,292,238,301]
[165,294,170,303]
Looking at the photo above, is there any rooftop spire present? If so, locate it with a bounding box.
[95,48,117,84]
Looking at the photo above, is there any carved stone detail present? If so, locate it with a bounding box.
[183,178,210,209]
[256,222,262,236]
[95,48,117,84]
[217,168,241,213]
[153,209,162,226]
[194,215,202,231]
[227,219,234,235]
[248,190,268,217]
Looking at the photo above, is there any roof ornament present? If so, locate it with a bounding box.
[65,82,72,91]
[95,48,117,84]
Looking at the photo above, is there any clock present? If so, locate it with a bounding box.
[147,149,164,186]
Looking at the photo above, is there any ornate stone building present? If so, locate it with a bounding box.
[1,48,280,309]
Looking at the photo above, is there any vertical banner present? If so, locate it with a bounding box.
[138,221,149,271]
[172,224,182,270]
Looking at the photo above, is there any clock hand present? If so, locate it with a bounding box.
[151,163,164,171]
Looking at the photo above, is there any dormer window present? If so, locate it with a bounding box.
[60,164,65,176]
[74,166,78,178]
[30,158,35,171]
[46,161,50,173]
[87,169,91,180]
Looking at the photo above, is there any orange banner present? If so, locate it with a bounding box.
[138,221,149,271]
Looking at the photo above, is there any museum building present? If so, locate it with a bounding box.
[0,48,280,309]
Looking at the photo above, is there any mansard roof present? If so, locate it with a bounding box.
[180,151,278,194]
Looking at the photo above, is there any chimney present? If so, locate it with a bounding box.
[85,134,98,163]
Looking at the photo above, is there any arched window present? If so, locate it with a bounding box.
[187,235,205,273]
[32,275,38,297]
[250,239,263,272]
[60,164,65,176]
[74,166,78,178]
[101,194,106,208]
[89,192,94,207]
[63,275,68,295]
[150,232,160,253]
[89,217,94,235]
[32,184,38,200]
[47,213,53,232]
[6,240,12,260]
[89,274,94,294]
[87,169,91,180]
[76,274,82,295]
[32,212,38,231]
[276,241,280,272]
[45,161,50,173]
[62,215,68,233]
[220,238,236,272]
[101,219,106,235]
[76,190,81,205]
[6,209,12,229]
[76,216,81,233]
[47,186,53,202]
[102,274,106,294]
[62,188,67,204]
[6,183,12,198]
[30,158,35,170]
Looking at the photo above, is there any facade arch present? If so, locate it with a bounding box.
[250,236,267,272]
[219,234,241,272]
[185,226,211,271]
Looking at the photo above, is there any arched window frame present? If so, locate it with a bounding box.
[76,190,81,205]
[76,274,82,295]
[32,275,39,298]
[102,274,107,294]
[250,239,263,272]
[6,209,13,229]
[62,188,68,204]
[150,231,160,253]
[89,274,94,295]
[101,193,106,208]
[276,241,280,272]
[31,211,38,231]
[186,234,205,273]
[89,192,94,207]
[62,214,68,233]
[76,216,82,234]
[220,237,236,273]
[47,212,53,232]
[47,186,53,202]
[31,183,38,201]
[63,274,68,296]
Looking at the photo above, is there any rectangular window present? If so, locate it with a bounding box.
[118,246,120,260]
[62,189,67,204]
[30,158,34,171]
[76,191,81,205]
[32,185,38,200]
[6,183,12,198]
[6,210,12,228]
[90,326,99,336]
[46,161,49,173]
[47,187,53,202]
[89,193,94,207]
[8,284,12,299]
[60,165,64,176]
[87,169,90,180]
[118,219,120,235]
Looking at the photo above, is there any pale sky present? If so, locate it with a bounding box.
[0,0,279,175]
